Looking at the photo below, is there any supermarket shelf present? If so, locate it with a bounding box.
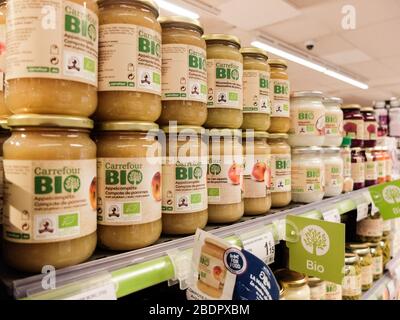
[0,188,372,300]
[362,274,392,300]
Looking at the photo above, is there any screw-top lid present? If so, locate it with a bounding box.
[374,101,386,109]
[324,97,343,105]
[345,253,359,264]
[275,269,308,288]
[361,106,375,112]
[308,276,324,287]
[162,125,205,135]
[242,131,269,139]
[342,104,362,110]
[346,243,371,256]
[97,121,159,132]
[240,47,268,60]
[291,91,324,99]
[368,241,381,248]
[203,34,241,48]
[207,128,242,138]
[7,114,94,129]
[98,0,159,17]
[159,16,204,35]
[390,98,400,108]
[0,119,9,131]
[268,133,289,140]
[269,59,288,68]
[292,147,323,155]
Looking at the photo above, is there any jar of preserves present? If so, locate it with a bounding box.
[342,253,362,300]
[351,148,365,190]
[325,282,342,300]
[243,131,271,216]
[96,122,162,251]
[158,17,207,126]
[369,241,383,281]
[389,99,400,137]
[380,235,391,269]
[323,97,344,147]
[291,147,324,203]
[275,269,310,300]
[3,115,97,272]
[342,104,364,148]
[289,91,325,147]
[308,277,326,300]
[346,243,373,291]
[357,212,383,243]
[5,0,99,117]
[323,147,344,197]
[341,137,354,193]
[383,147,392,182]
[269,59,290,133]
[268,134,291,207]
[241,48,271,131]
[374,101,388,137]
[361,107,378,148]
[207,129,244,223]
[162,125,208,235]
[363,148,377,187]
[0,0,10,119]
[96,0,162,122]
[204,34,243,129]
[0,120,10,234]
[373,147,386,184]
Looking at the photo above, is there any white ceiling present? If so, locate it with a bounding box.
[163,0,400,105]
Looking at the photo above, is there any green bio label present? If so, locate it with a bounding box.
[34,167,81,195]
[287,215,345,284]
[369,180,400,220]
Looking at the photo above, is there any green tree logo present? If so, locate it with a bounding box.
[301,225,330,256]
[382,185,400,204]
[64,175,80,193]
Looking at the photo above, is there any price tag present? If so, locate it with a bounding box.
[64,282,117,300]
[322,208,341,223]
[357,203,369,221]
[241,232,275,265]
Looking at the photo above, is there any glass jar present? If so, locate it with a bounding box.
[158,17,207,126]
[357,213,383,243]
[308,277,326,300]
[0,119,10,234]
[373,147,386,184]
[267,134,291,207]
[361,107,378,148]
[162,125,208,235]
[380,235,391,269]
[383,147,392,182]
[341,137,354,193]
[204,34,243,129]
[96,0,162,122]
[5,0,99,117]
[369,241,383,281]
[269,59,290,133]
[325,282,342,300]
[291,147,324,203]
[351,148,365,190]
[363,148,377,187]
[96,122,162,251]
[374,101,388,137]
[347,244,373,292]
[240,48,271,131]
[342,104,364,148]
[323,97,344,147]
[289,91,325,147]
[208,129,244,223]
[323,147,344,197]
[275,269,310,300]
[3,115,97,273]
[389,101,400,137]
[243,131,271,216]
[342,253,362,300]
[0,0,10,119]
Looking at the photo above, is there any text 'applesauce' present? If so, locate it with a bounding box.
[96,0,162,122]
[162,126,208,235]
[159,17,207,126]
[96,121,162,251]
[6,0,99,116]
[3,115,97,273]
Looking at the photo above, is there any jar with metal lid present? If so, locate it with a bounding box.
[323,97,344,147]
[0,0,10,119]
[341,137,354,193]
[342,104,364,148]
[351,148,365,190]
[162,125,208,235]
[243,131,271,216]
[291,147,324,203]
[382,147,392,182]
[357,212,383,243]
[361,107,377,148]
[158,17,207,126]
[241,48,271,131]
[389,99,400,137]
[96,0,162,122]
[0,119,10,234]
[3,115,97,272]
[325,281,342,300]
[96,121,162,251]
[346,243,373,291]
[369,241,383,281]
[342,253,362,300]
[275,269,310,300]
[362,148,378,187]
[267,133,291,207]
[308,277,326,300]
[374,101,388,137]
[5,0,99,117]
[207,129,244,223]
[289,91,325,147]
[323,147,344,197]
[373,147,386,184]
[269,59,290,133]
[204,34,243,129]
[380,235,391,269]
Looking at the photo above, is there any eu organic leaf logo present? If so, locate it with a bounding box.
[301,225,330,256]
[382,185,400,204]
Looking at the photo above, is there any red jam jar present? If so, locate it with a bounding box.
[342,104,364,148]
[351,148,365,190]
[362,149,377,187]
[361,107,377,148]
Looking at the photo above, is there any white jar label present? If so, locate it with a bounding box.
[386,158,392,177]
[351,162,365,184]
[198,251,226,290]
[290,108,325,136]
[343,119,364,140]
[97,158,162,226]
[325,282,342,300]
[357,218,383,237]
[0,24,5,92]
[243,70,271,114]
[208,156,243,205]
[364,122,377,140]
[310,285,326,300]
[325,163,343,189]
[342,271,361,297]
[291,165,324,194]
[373,256,383,276]
[377,160,386,179]
[365,161,378,180]
[325,111,343,137]
[207,59,243,110]
[341,149,351,177]
[162,44,207,103]
[244,155,271,198]
[6,0,98,86]
[98,24,161,95]
[271,79,290,118]
[3,159,97,243]
[162,158,207,214]
[361,265,373,286]
[270,154,291,193]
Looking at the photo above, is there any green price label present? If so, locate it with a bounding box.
[369,180,400,220]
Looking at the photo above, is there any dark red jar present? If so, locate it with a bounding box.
[361,107,377,148]
[351,148,365,190]
[342,104,364,148]
[362,148,377,187]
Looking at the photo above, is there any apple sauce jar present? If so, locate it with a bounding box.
[162,126,208,235]
[240,48,271,131]
[2,115,97,273]
[159,17,207,126]
[243,131,271,216]
[96,122,162,251]
[96,0,162,122]
[269,59,290,133]
[5,0,99,117]
[208,129,244,224]
[204,34,243,129]
[0,0,10,119]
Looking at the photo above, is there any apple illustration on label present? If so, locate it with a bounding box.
[316,116,325,135]
[252,162,266,182]
[151,172,162,202]
[344,122,357,137]
[228,163,242,185]
[213,266,223,280]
